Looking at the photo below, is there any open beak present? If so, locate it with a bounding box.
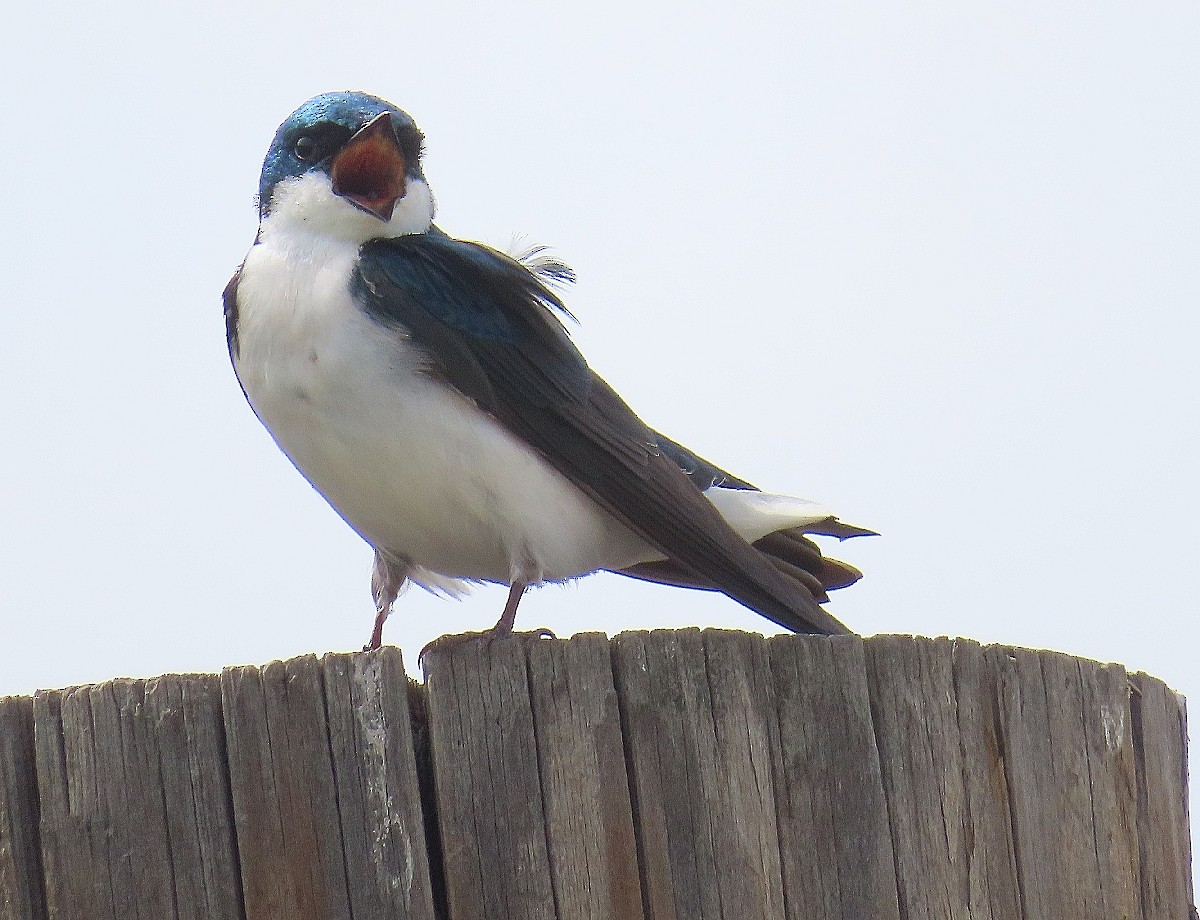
[331,112,408,221]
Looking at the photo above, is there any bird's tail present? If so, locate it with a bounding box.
[616,486,874,626]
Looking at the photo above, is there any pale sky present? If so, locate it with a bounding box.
[3,0,1197,884]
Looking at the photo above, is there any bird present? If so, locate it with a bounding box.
[225,91,874,652]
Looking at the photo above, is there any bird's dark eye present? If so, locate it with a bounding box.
[293,135,318,161]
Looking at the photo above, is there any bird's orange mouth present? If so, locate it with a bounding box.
[331,112,407,221]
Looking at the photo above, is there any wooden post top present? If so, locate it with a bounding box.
[0,631,1193,920]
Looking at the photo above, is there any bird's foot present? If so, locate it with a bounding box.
[362,611,389,652]
[418,626,555,670]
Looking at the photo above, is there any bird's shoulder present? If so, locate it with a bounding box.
[350,229,591,410]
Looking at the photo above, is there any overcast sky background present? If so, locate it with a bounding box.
[3,0,1196,882]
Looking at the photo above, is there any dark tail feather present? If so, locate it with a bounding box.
[804,519,880,541]
[753,529,867,593]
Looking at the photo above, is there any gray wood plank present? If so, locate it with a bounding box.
[321,649,438,920]
[526,632,644,920]
[989,646,1067,919]
[865,636,973,920]
[768,634,900,920]
[611,628,721,920]
[700,630,787,919]
[0,696,46,920]
[33,680,211,920]
[142,674,244,920]
[1130,671,1194,918]
[948,639,1021,918]
[611,628,787,920]
[96,680,178,918]
[221,656,352,920]
[989,647,1141,920]
[1075,653,1141,916]
[30,690,78,920]
[865,636,1030,919]
[423,636,557,920]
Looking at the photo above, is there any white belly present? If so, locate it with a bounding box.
[232,236,654,587]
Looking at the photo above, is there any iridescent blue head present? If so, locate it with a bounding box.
[258,91,426,222]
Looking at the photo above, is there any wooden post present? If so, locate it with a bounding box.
[0,632,1193,920]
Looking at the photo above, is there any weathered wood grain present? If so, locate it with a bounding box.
[526,633,644,920]
[221,655,353,920]
[866,636,973,919]
[33,677,242,920]
[321,649,438,920]
[423,636,557,920]
[0,696,44,920]
[141,674,244,920]
[29,691,75,920]
[769,634,900,920]
[1131,670,1194,918]
[989,646,1141,919]
[698,630,786,917]
[1075,652,1141,915]
[864,636,1023,919]
[612,628,787,920]
[948,639,1022,918]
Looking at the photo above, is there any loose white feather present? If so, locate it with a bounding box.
[701,488,838,543]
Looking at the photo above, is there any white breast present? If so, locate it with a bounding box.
[231,229,656,589]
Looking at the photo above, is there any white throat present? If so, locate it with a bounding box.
[259,171,435,247]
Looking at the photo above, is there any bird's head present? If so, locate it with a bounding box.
[257,91,433,243]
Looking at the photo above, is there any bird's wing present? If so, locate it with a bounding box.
[353,230,850,635]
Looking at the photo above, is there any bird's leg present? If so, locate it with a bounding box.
[365,550,408,651]
[488,579,554,640]
[491,580,529,635]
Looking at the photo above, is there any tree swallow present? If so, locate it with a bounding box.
[226,91,874,650]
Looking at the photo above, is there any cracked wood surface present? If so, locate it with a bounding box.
[0,633,1192,920]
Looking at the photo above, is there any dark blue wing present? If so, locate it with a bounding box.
[355,230,589,413]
